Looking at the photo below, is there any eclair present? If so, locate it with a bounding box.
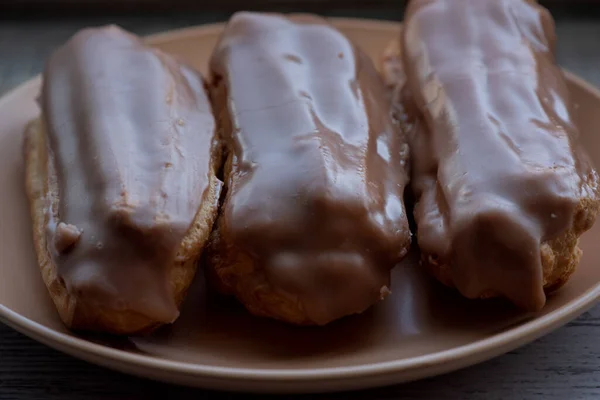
[24,26,222,334]
[206,12,411,325]
[383,0,600,310]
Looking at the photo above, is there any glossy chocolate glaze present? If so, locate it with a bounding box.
[402,0,600,310]
[209,12,411,325]
[42,26,216,323]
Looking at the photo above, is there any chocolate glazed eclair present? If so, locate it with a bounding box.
[24,26,222,334]
[206,12,412,325]
[383,0,600,310]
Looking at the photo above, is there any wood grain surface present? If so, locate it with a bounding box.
[2,10,600,400]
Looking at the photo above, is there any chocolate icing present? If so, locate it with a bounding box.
[42,26,216,323]
[208,12,411,325]
[402,0,600,310]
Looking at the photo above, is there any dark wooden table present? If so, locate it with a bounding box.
[2,9,600,400]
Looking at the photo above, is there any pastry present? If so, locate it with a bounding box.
[383,0,600,310]
[206,12,412,325]
[24,26,222,334]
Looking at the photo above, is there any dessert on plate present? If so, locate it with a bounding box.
[24,26,222,334]
[206,12,412,325]
[21,0,600,335]
[383,0,600,310]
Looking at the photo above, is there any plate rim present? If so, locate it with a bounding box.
[2,17,600,387]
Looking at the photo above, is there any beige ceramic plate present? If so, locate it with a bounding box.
[2,18,600,394]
